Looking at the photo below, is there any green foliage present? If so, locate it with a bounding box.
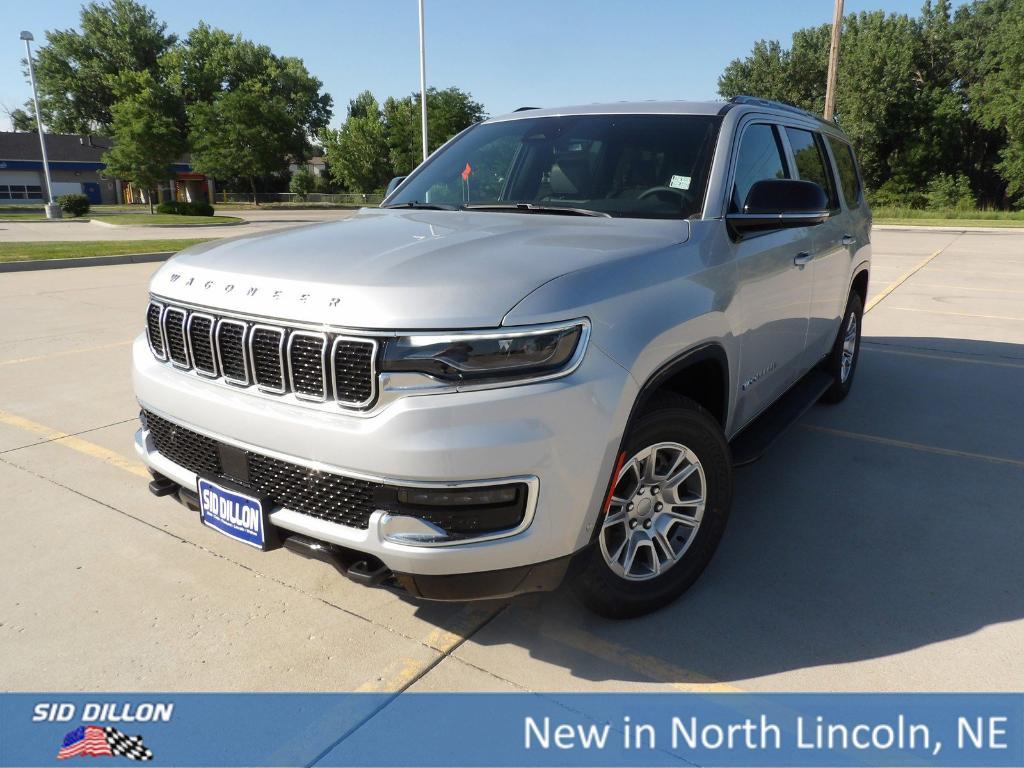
[31,0,176,133]
[156,200,214,216]
[867,178,927,209]
[925,173,975,209]
[322,87,485,193]
[57,193,91,217]
[101,70,186,212]
[717,0,1024,209]
[289,167,316,200]
[6,105,37,132]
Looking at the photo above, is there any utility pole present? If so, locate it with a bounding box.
[20,31,61,218]
[418,0,429,163]
[823,0,844,122]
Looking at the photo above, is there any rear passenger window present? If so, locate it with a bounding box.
[785,128,838,210]
[731,124,788,212]
[826,136,861,207]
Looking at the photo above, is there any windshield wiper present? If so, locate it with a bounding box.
[462,203,611,218]
[381,201,459,210]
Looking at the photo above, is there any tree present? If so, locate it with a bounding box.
[101,71,186,213]
[30,0,176,133]
[322,86,485,193]
[3,103,37,132]
[187,83,294,203]
[290,167,315,200]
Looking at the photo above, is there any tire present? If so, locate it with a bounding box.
[821,290,864,404]
[570,394,733,619]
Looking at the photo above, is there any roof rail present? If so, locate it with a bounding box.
[514,106,540,112]
[729,95,828,123]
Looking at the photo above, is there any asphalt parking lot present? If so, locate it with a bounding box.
[1,227,1022,693]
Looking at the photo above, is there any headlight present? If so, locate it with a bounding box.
[380,320,589,385]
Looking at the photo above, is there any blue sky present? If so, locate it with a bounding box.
[2,0,954,132]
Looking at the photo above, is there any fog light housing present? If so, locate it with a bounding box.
[381,482,528,537]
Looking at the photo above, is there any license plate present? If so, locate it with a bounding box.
[198,477,268,549]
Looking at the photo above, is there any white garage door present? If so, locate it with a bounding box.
[0,170,43,202]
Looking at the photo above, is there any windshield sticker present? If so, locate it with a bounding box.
[669,175,691,190]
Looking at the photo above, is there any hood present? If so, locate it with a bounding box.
[150,208,689,329]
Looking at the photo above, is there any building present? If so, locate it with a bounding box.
[0,131,213,205]
[288,155,327,178]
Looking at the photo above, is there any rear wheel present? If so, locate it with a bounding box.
[570,394,733,619]
[821,290,864,404]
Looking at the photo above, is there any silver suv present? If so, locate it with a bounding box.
[134,96,870,618]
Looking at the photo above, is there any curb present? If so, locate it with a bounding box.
[872,224,1024,233]
[0,251,173,273]
[90,217,246,229]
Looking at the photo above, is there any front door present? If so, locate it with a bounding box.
[82,182,102,204]
[728,122,814,429]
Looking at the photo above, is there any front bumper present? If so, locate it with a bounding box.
[133,333,636,579]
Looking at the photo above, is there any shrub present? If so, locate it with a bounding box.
[290,167,315,200]
[926,173,975,210]
[57,193,90,217]
[155,200,214,216]
[867,178,927,209]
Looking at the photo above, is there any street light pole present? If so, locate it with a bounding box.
[418,0,429,163]
[20,31,61,218]
[823,0,844,122]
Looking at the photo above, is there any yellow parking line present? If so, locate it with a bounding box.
[540,622,744,692]
[0,339,132,367]
[865,246,948,313]
[0,408,149,478]
[884,306,1024,322]
[801,424,1024,469]
[863,345,1024,369]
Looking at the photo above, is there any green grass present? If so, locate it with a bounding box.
[873,206,1024,227]
[0,239,214,263]
[91,214,242,226]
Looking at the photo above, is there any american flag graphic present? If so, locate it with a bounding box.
[57,725,154,761]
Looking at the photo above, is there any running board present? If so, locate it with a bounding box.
[730,369,833,467]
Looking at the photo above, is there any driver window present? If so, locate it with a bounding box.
[731,124,789,212]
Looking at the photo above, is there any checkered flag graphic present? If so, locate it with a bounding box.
[104,727,154,761]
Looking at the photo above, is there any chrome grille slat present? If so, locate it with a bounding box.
[288,331,328,401]
[250,325,287,393]
[187,313,217,377]
[216,319,249,385]
[145,301,377,409]
[332,336,377,407]
[146,301,166,360]
[162,308,190,369]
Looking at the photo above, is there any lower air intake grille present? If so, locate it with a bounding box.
[143,410,381,529]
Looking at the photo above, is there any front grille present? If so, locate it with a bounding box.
[163,308,189,367]
[250,326,286,392]
[143,410,380,529]
[145,300,377,409]
[146,302,165,359]
[216,320,248,384]
[187,314,217,376]
[289,333,327,400]
[333,338,377,405]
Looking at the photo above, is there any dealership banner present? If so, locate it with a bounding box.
[1,693,1021,767]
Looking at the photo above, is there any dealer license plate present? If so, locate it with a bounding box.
[198,477,268,549]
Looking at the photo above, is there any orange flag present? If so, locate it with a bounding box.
[461,162,472,181]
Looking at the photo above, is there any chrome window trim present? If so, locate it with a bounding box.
[186,312,218,378]
[331,335,379,409]
[215,318,251,387]
[249,324,288,394]
[162,307,191,370]
[146,300,167,361]
[288,330,329,402]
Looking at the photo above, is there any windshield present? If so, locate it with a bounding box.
[386,114,722,219]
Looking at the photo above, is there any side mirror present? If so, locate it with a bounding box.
[384,176,407,198]
[726,179,829,234]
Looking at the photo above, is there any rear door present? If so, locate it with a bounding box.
[728,121,815,429]
[782,127,848,367]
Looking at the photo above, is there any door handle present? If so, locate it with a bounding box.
[793,252,813,267]
[841,234,856,247]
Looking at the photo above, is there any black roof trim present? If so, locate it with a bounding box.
[514,106,540,112]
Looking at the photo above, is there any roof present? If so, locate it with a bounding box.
[0,131,110,162]
[487,101,729,123]
[0,131,193,165]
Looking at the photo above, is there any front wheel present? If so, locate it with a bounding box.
[570,394,733,619]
